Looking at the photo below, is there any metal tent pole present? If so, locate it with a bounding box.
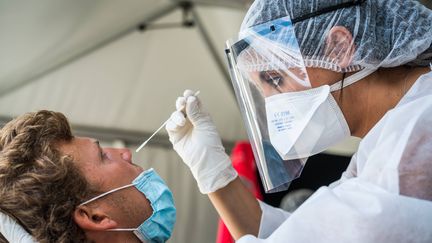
[189,3,236,97]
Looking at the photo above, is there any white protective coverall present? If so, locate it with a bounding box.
[237,71,432,242]
[164,1,432,242]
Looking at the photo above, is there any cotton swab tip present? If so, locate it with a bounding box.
[135,120,168,152]
[135,90,201,153]
[135,141,148,153]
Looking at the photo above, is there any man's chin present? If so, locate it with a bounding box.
[135,164,144,173]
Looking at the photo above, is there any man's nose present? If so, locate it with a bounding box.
[104,147,132,162]
[120,148,132,162]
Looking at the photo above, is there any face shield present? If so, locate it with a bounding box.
[226,1,370,193]
[225,16,311,193]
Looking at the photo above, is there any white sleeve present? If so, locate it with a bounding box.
[235,201,290,243]
[0,212,36,243]
[257,201,290,238]
[236,179,432,243]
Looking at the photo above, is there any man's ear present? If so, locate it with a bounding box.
[73,205,118,231]
[325,26,355,69]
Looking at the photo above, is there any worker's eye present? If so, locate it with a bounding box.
[259,71,284,87]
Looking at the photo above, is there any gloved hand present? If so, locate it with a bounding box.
[165,90,238,194]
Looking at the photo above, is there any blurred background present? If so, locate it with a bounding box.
[0,0,430,242]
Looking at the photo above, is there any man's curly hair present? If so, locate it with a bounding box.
[0,110,97,242]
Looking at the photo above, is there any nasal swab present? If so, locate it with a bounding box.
[135,91,200,153]
[135,120,168,152]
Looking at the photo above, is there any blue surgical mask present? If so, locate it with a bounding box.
[79,168,176,243]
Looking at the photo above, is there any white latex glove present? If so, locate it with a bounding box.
[166,90,238,194]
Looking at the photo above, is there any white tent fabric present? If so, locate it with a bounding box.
[0,1,248,242]
[0,0,369,242]
[0,1,247,142]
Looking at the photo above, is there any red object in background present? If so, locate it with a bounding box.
[216,141,263,243]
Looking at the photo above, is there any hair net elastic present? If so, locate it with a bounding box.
[240,0,432,73]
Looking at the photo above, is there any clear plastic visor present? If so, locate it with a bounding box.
[225,16,309,193]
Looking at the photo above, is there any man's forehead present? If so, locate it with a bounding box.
[58,137,97,160]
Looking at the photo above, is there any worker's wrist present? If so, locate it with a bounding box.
[194,158,238,194]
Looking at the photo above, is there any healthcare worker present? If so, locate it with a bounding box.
[166,0,432,242]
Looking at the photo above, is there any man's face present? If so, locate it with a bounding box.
[60,137,142,191]
[59,137,153,241]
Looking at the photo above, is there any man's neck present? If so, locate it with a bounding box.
[86,230,140,243]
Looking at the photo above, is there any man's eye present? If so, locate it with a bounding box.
[100,151,106,160]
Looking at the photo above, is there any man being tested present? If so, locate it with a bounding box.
[0,111,176,242]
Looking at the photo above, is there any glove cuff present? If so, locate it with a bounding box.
[195,158,238,194]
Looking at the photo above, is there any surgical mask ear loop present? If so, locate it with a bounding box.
[339,72,347,103]
[79,184,135,207]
